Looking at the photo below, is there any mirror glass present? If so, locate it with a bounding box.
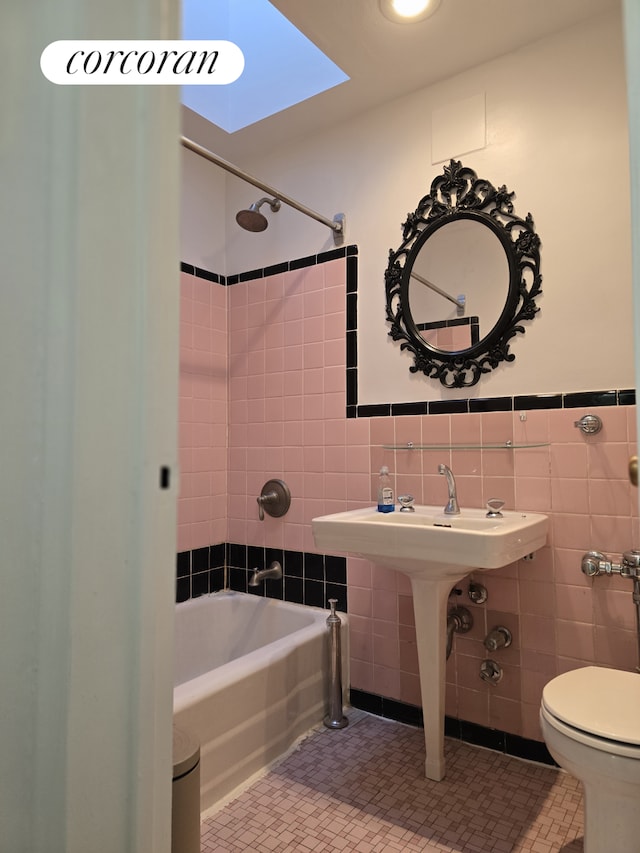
[385,160,542,388]
[407,219,509,353]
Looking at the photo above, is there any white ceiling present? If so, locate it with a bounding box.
[182,0,620,161]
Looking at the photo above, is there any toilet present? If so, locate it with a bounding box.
[540,666,640,853]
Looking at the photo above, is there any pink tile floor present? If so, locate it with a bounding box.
[200,711,584,852]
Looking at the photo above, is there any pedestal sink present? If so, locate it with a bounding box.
[312,504,548,781]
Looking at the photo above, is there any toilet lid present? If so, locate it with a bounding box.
[542,666,640,745]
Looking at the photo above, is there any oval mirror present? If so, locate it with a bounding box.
[385,160,542,388]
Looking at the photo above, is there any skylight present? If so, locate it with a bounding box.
[181,0,349,134]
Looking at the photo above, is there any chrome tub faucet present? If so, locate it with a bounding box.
[249,560,283,587]
[438,464,460,515]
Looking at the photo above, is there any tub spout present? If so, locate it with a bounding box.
[249,560,283,587]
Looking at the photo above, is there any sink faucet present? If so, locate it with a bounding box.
[438,464,460,515]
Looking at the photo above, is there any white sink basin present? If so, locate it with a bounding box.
[312,502,549,782]
[312,504,548,578]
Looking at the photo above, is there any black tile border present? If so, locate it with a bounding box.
[349,689,557,768]
[180,245,358,288]
[180,261,226,285]
[176,543,348,611]
[353,389,635,418]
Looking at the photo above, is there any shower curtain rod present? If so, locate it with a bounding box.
[180,135,345,245]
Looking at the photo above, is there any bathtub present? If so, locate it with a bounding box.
[173,590,349,813]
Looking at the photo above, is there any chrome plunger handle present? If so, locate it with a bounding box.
[324,599,348,730]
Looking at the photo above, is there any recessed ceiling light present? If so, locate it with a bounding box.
[379,0,441,24]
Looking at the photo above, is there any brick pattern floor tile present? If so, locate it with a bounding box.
[201,712,584,852]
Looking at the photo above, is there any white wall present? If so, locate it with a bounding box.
[181,145,228,273]
[182,9,632,405]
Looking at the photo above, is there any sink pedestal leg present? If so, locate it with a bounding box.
[410,575,461,781]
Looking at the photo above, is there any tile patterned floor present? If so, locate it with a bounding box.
[201,711,584,853]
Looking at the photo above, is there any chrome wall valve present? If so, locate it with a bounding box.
[484,626,512,652]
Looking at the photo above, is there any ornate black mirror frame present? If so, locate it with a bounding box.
[384,160,542,388]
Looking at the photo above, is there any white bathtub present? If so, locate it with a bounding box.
[173,591,349,813]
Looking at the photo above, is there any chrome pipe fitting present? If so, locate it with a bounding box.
[582,548,640,673]
[480,659,503,685]
[446,605,473,659]
[484,626,512,652]
[582,549,640,579]
[574,413,603,435]
[468,581,488,604]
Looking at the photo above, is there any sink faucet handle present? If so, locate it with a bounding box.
[486,499,505,518]
[398,494,415,512]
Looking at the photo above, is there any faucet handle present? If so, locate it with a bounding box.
[486,499,504,518]
[398,494,415,512]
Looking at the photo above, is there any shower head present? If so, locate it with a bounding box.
[235,197,281,232]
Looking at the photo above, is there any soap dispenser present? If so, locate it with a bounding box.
[377,466,395,513]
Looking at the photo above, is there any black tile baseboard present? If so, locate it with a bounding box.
[175,543,225,602]
[176,543,347,611]
[349,689,557,768]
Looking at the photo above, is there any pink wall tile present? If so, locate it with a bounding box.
[450,448,481,476]
[350,630,374,663]
[552,513,591,550]
[520,614,556,655]
[481,411,514,445]
[178,272,227,553]
[373,634,400,670]
[400,672,422,707]
[589,448,633,492]
[519,580,556,617]
[554,584,593,623]
[481,576,519,612]
[488,696,522,735]
[594,625,639,670]
[373,665,401,701]
[348,587,373,618]
[593,587,637,630]
[515,477,552,512]
[590,513,633,553]
[551,478,589,514]
[550,444,588,479]
[556,619,595,661]
[347,557,372,588]
[589,478,633,517]
[457,688,489,728]
[349,660,374,694]
[482,450,515,478]
[179,257,639,744]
